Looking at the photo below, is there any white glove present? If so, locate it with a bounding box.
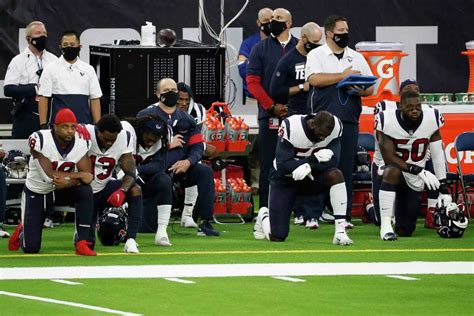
[292,163,313,181]
[437,193,453,208]
[314,149,334,163]
[418,169,440,191]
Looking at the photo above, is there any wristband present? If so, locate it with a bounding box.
[407,163,423,175]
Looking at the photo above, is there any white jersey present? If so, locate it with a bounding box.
[87,123,134,193]
[375,107,444,191]
[274,114,343,170]
[26,130,90,194]
[373,102,432,166]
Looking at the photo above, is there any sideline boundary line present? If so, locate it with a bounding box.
[0,290,141,315]
[0,248,473,259]
[0,262,472,280]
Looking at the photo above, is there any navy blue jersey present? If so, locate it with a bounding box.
[270,47,308,116]
[247,36,298,120]
[137,104,204,168]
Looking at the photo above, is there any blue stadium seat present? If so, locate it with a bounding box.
[454,132,474,219]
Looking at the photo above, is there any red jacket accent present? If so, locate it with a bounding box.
[246,75,274,109]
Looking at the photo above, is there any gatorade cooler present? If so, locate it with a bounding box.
[461,40,474,92]
[355,42,408,106]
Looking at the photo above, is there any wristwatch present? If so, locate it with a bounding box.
[298,84,304,91]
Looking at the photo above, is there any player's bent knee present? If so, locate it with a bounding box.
[23,243,41,254]
[75,183,93,198]
[129,184,142,197]
[269,234,287,242]
[325,168,344,185]
[395,225,415,237]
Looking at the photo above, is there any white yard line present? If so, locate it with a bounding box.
[50,279,83,285]
[272,276,306,282]
[386,275,419,281]
[0,262,472,280]
[0,291,141,316]
[164,278,196,284]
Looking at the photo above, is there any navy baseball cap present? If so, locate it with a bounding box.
[400,79,418,91]
[142,120,165,135]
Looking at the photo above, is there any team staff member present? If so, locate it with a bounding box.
[8,109,96,255]
[306,15,374,226]
[138,78,220,237]
[238,7,273,104]
[38,30,102,127]
[246,8,298,209]
[4,21,57,138]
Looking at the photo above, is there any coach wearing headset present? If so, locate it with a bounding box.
[4,21,57,139]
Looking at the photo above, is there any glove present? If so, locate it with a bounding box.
[313,149,334,163]
[437,193,453,208]
[418,169,440,191]
[75,124,91,141]
[292,163,313,181]
[107,188,126,207]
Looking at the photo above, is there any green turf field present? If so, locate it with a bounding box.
[0,219,473,315]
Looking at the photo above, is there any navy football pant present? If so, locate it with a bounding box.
[93,180,143,241]
[258,117,278,208]
[268,167,338,241]
[21,184,94,253]
[337,122,359,221]
[371,163,421,236]
[174,163,214,220]
[142,172,173,204]
[0,168,6,223]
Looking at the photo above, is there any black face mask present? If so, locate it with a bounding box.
[304,41,321,53]
[259,22,272,37]
[270,20,287,37]
[160,91,179,107]
[62,46,80,61]
[333,32,349,48]
[30,35,47,52]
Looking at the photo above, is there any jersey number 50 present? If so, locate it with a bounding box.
[393,138,429,162]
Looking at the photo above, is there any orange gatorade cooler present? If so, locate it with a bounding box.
[355,42,408,106]
[461,40,474,92]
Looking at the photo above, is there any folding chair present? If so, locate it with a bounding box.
[454,132,474,220]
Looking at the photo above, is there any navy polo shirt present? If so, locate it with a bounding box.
[270,47,308,116]
[247,36,298,120]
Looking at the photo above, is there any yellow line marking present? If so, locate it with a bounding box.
[0,248,473,259]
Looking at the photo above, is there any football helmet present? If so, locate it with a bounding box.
[2,150,28,178]
[434,202,468,238]
[97,207,128,246]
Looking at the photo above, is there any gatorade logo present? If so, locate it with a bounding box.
[377,59,394,79]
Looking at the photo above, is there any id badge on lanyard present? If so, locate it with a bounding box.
[268,117,280,130]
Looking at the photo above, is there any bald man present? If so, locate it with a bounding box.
[246,8,298,210]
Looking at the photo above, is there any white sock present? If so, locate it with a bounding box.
[183,186,198,217]
[157,205,171,236]
[329,183,348,234]
[379,189,396,237]
[260,208,271,240]
[427,198,438,209]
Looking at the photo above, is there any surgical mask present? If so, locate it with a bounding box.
[30,35,47,52]
[259,22,272,37]
[304,41,321,53]
[62,46,80,61]
[160,91,179,107]
[270,20,287,37]
[333,32,349,48]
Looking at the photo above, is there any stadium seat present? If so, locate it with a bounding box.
[353,133,375,184]
[454,132,474,219]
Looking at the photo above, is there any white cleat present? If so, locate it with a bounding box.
[381,231,398,241]
[294,215,305,225]
[0,228,10,238]
[123,238,140,253]
[155,232,172,246]
[305,218,319,229]
[43,218,54,229]
[181,215,198,228]
[253,207,268,240]
[319,210,335,223]
[333,232,354,246]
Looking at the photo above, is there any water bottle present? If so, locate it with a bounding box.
[141,22,156,46]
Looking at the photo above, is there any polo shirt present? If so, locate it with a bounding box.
[305,44,372,123]
[38,56,102,124]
